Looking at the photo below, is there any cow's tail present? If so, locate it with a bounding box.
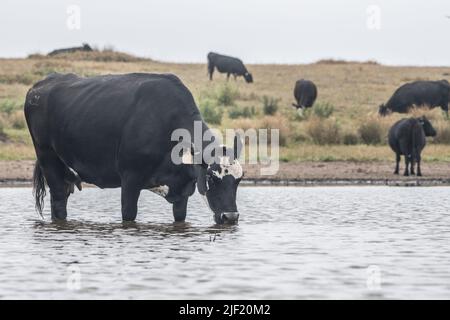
[32,160,46,219]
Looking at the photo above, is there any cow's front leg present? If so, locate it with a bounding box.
[121,176,142,221]
[173,197,188,222]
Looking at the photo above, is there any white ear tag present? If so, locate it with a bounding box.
[182,148,193,164]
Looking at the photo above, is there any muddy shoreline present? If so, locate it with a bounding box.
[1,160,450,187]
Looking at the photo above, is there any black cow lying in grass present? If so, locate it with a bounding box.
[48,43,93,56]
[207,52,253,83]
[388,116,437,176]
[379,80,450,117]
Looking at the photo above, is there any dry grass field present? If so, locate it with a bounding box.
[1,50,450,165]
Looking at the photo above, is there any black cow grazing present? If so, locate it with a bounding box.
[25,73,244,224]
[207,52,253,83]
[379,80,450,117]
[292,79,318,110]
[48,43,93,56]
[388,116,437,176]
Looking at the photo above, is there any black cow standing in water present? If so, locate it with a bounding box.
[48,43,93,56]
[207,52,253,83]
[379,80,450,117]
[388,116,437,176]
[292,79,318,110]
[24,73,244,224]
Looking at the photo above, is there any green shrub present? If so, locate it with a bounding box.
[0,100,21,115]
[228,106,256,119]
[434,125,450,144]
[358,120,383,145]
[0,73,36,85]
[343,132,359,145]
[0,117,6,141]
[258,115,291,146]
[199,99,223,125]
[32,61,70,77]
[216,84,238,106]
[10,111,26,129]
[306,117,341,145]
[313,103,334,118]
[290,107,313,121]
[262,96,279,115]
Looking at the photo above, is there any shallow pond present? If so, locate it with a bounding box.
[0,186,449,299]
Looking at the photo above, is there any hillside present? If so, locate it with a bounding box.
[1,51,450,164]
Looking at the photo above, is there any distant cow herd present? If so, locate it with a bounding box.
[205,51,445,177]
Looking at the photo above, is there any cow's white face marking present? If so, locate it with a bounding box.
[211,157,243,180]
[149,185,169,198]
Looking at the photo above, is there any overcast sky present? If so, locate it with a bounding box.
[1,0,450,65]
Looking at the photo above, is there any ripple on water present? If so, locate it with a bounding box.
[0,186,450,299]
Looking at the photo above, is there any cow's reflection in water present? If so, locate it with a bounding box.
[31,219,238,239]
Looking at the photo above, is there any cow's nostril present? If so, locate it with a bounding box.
[225,169,229,174]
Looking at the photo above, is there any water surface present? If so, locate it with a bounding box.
[1,186,449,299]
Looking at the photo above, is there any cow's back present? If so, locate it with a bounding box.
[387,81,448,112]
[211,53,246,74]
[294,80,317,108]
[388,118,425,155]
[25,73,201,187]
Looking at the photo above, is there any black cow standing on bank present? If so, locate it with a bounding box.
[292,79,318,110]
[48,43,93,56]
[207,52,253,83]
[379,80,450,117]
[388,116,437,176]
[24,73,244,224]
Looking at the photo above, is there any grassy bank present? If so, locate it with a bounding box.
[1,51,450,162]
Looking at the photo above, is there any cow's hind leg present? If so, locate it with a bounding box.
[120,173,142,221]
[37,150,71,220]
[417,153,422,176]
[403,155,410,176]
[173,197,188,222]
[394,153,400,174]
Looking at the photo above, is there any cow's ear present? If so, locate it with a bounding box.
[196,166,208,195]
[233,133,243,160]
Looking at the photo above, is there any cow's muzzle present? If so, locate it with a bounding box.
[216,212,240,224]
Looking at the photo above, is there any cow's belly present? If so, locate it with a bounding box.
[52,137,122,188]
[73,162,121,188]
